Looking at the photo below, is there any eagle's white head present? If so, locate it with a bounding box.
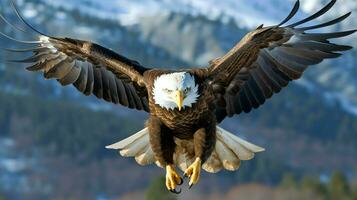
[153,72,199,111]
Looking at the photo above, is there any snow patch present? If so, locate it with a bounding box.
[0,159,27,173]
[331,93,357,116]
[296,78,316,92]
[40,0,304,29]
[296,79,357,116]
[23,9,38,18]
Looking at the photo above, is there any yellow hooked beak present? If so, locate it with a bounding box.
[175,90,184,111]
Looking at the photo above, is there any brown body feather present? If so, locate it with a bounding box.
[144,69,216,166]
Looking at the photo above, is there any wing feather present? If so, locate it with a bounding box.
[108,73,120,104]
[84,64,95,95]
[1,5,150,112]
[74,62,88,93]
[58,63,81,86]
[287,0,336,27]
[93,67,104,99]
[115,78,129,106]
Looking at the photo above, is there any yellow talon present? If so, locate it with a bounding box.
[165,165,182,193]
[184,157,202,188]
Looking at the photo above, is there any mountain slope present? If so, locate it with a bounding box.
[0,1,356,198]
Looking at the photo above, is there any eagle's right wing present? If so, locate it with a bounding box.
[1,2,150,112]
[206,0,355,122]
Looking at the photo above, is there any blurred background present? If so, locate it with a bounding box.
[0,0,356,199]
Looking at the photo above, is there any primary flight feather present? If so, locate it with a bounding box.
[1,0,355,193]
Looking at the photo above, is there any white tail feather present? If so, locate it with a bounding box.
[217,127,265,153]
[135,146,155,166]
[119,137,148,157]
[202,150,223,173]
[106,128,148,149]
[215,140,241,171]
[106,126,265,173]
[106,128,155,166]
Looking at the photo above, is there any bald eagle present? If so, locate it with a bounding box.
[1,0,355,193]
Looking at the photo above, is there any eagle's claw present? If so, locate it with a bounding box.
[184,157,202,188]
[165,165,182,192]
[177,177,183,186]
[169,188,182,194]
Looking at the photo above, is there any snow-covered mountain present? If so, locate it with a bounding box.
[35,0,356,31]
[36,0,301,28]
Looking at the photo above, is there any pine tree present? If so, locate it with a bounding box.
[280,173,298,189]
[328,172,350,200]
[146,176,177,200]
[300,176,327,198]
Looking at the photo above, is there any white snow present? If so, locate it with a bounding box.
[0,138,27,173]
[296,79,357,116]
[0,159,27,173]
[37,0,357,39]
[41,0,304,28]
[331,93,357,116]
[23,9,38,18]
[296,78,316,93]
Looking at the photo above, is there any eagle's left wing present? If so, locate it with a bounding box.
[207,0,355,122]
[1,2,150,112]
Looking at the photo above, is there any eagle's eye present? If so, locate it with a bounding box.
[184,87,191,94]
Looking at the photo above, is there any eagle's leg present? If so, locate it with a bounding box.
[184,125,216,188]
[147,116,182,193]
[184,157,202,188]
[165,164,183,193]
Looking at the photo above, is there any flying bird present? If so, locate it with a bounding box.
[1,0,355,193]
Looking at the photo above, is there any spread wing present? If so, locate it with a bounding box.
[208,0,356,122]
[1,3,149,112]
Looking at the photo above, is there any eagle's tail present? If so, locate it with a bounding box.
[202,127,265,173]
[106,128,156,166]
[106,126,265,173]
